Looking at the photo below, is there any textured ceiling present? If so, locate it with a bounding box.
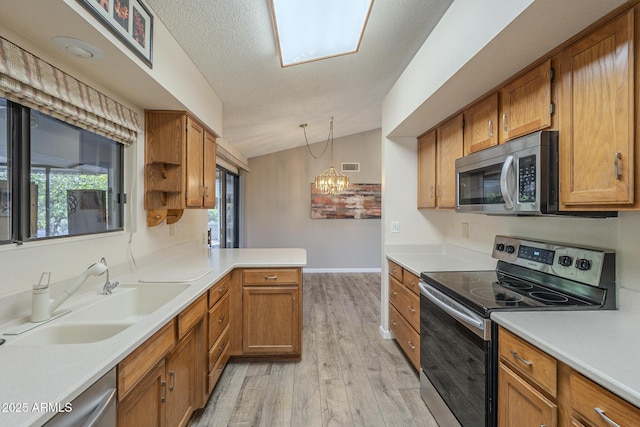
[145,0,453,158]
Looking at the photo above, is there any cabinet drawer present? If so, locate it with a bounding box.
[389,276,420,332]
[388,260,403,283]
[208,325,230,371]
[389,303,419,370]
[499,327,557,397]
[208,351,230,394]
[209,273,231,308]
[118,320,176,400]
[570,370,640,427]
[208,292,229,346]
[403,271,420,296]
[178,293,207,339]
[243,268,299,285]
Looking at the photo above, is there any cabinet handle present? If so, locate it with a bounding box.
[219,341,226,351]
[509,350,532,366]
[205,185,210,198]
[161,380,167,402]
[594,407,621,427]
[391,291,397,296]
[264,275,278,280]
[429,185,434,198]
[488,119,494,137]
[408,341,416,351]
[219,287,226,294]
[436,185,440,198]
[390,319,397,326]
[169,371,175,391]
[502,113,508,131]
[408,306,416,314]
[218,314,225,324]
[391,269,397,275]
[614,152,622,180]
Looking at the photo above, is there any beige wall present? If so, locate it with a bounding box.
[245,129,382,270]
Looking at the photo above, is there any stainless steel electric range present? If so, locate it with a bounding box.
[418,235,616,427]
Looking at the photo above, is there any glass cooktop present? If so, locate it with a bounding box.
[420,270,595,316]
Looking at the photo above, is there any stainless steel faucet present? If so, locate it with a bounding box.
[100,257,119,295]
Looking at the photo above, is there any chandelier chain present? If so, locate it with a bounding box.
[301,117,334,160]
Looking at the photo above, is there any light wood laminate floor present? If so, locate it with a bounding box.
[190,273,437,427]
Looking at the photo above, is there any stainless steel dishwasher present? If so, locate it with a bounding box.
[44,367,116,427]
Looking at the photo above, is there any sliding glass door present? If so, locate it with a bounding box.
[208,166,239,248]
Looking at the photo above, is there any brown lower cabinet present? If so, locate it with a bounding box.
[498,326,640,427]
[117,295,207,427]
[116,267,302,426]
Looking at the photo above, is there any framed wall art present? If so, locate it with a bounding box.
[311,183,381,219]
[78,0,153,67]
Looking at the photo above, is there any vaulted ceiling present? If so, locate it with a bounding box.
[145,0,453,158]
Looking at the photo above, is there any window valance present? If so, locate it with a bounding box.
[0,36,139,145]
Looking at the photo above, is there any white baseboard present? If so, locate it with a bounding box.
[379,324,394,340]
[303,268,382,273]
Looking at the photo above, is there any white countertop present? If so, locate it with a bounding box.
[0,247,306,427]
[385,244,496,276]
[492,307,640,408]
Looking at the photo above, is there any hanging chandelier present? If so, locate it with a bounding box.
[301,117,349,195]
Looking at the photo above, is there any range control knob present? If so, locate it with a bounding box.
[576,258,592,271]
[495,243,505,252]
[558,255,573,267]
[505,245,516,254]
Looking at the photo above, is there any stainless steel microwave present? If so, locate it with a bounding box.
[455,130,614,216]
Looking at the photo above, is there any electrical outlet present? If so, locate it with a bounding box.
[391,221,400,233]
[461,222,469,238]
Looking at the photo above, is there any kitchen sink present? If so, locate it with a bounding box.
[66,283,191,323]
[7,282,190,345]
[10,323,132,345]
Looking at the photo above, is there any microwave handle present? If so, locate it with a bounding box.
[500,155,515,210]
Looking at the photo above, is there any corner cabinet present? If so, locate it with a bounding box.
[241,268,302,357]
[144,111,217,226]
[558,9,636,209]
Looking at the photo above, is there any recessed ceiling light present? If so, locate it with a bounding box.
[270,0,374,67]
[51,37,105,60]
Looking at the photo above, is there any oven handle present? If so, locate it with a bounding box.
[419,281,484,331]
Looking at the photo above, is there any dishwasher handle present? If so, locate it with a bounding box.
[419,281,484,331]
[83,388,116,427]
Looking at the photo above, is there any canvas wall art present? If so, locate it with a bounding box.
[311,183,381,219]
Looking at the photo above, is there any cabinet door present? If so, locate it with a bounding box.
[203,131,216,208]
[465,93,499,154]
[559,10,634,207]
[500,59,552,142]
[417,130,437,208]
[498,363,557,427]
[436,113,464,208]
[185,117,204,207]
[166,328,197,427]
[242,286,300,355]
[118,360,166,427]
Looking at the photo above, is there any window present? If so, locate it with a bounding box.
[0,98,124,244]
[208,166,239,248]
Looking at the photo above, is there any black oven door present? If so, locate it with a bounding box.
[419,282,493,427]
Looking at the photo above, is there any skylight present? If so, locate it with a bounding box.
[270,0,374,67]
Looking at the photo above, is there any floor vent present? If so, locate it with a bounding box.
[341,162,360,172]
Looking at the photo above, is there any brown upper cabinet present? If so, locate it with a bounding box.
[417,114,464,209]
[499,59,553,143]
[436,114,464,208]
[558,9,635,209]
[464,93,499,154]
[145,111,217,211]
[417,130,437,208]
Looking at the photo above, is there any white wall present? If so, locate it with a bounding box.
[0,5,220,296]
[245,129,382,270]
